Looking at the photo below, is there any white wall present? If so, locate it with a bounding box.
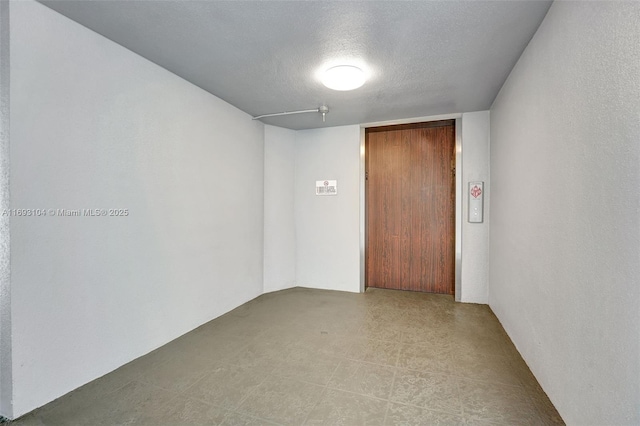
[281,117,490,300]
[263,125,296,293]
[10,1,264,417]
[460,111,490,303]
[295,126,361,292]
[0,0,11,419]
[489,2,640,424]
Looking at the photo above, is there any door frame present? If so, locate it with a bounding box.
[359,113,463,301]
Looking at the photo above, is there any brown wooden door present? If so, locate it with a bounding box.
[365,121,455,294]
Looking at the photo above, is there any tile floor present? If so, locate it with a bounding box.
[12,287,564,425]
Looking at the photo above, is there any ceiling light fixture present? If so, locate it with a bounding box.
[322,65,366,91]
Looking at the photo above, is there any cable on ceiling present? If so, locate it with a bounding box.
[252,105,329,122]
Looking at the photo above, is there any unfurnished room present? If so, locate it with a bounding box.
[0,1,638,425]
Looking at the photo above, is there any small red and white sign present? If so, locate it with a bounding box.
[470,185,482,199]
[468,181,484,223]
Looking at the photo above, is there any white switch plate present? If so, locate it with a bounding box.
[468,181,484,223]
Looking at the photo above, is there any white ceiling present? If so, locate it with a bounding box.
[40,0,552,130]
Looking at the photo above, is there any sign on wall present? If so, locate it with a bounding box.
[468,181,484,223]
[316,180,337,196]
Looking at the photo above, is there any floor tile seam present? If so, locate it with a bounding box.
[461,408,531,425]
[386,394,465,418]
[387,398,469,420]
[453,373,527,389]
[321,384,393,405]
[266,371,336,389]
[296,357,345,425]
[393,364,459,378]
[324,355,344,383]
[190,352,253,370]
[173,369,237,409]
[449,335,512,350]
[207,355,262,372]
[85,379,182,421]
[294,330,358,338]
[221,409,283,426]
[393,361,528,386]
[457,396,540,421]
[341,353,398,368]
[180,392,238,415]
[335,334,359,356]
[231,370,273,412]
[451,371,466,418]
[393,366,526,391]
[222,356,280,372]
[397,339,454,353]
[449,353,518,364]
[71,375,138,402]
[237,371,328,416]
[390,367,465,418]
[200,328,256,347]
[381,360,398,426]
[396,351,458,364]
[137,343,232,368]
[455,374,526,390]
[357,336,409,345]
[389,336,402,389]
[184,343,249,362]
[351,335,406,344]
[332,356,399,371]
[126,377,184,398]
[164,386,232,415]
[395,339,467,350]
[299,387,331,426]
[136,368,214,395]
[357,321,410,330]
[280,348,345,364]
[148,388,187,418]
[381,402,391,426]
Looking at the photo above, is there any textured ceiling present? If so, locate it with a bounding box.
[40,0,552,130]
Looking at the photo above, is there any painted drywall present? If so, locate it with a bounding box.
[295,126,361,292]
[10,1,264,417]
[489,2,640,424]
[460,111,490,303]
[0,0,11,420]
[292,117,491,299]
[263,125,296,293]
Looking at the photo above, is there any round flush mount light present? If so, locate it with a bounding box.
[322,65,366,91]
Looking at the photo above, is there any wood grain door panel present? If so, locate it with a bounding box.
[365,121,455,294]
